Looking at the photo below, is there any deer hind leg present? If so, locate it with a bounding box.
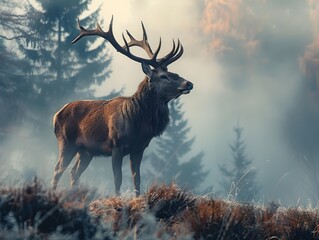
[70,150,93,188]
[51,142,77,190]
[130,151,143,197]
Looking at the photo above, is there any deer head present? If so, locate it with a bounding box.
[71,17,193,102]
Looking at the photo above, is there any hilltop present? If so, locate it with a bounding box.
[0,181,318,239]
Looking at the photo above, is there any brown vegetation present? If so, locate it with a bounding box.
[1,182,319,239]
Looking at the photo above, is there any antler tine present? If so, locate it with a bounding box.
[151,38,162,61]
[108,15,114,35]
[122,33,130,53]
[71,18,110,44]
[141,22,155,55]
[169,41,184,64]
[122,22,154,59]
[71,18,93,44]
[141,22,148,41]
[173,39,181,56]
[161,39,184,67]
[158,40,176,64]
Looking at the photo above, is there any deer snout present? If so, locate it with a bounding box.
[178,80,193,94]
[186,81,193,90]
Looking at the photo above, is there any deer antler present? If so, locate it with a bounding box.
[124,22,154,58]
[71,17,183,68]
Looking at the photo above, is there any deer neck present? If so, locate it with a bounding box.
[130,78,169,136]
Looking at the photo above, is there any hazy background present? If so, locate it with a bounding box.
[86,0,317,204]
[3,0,319,205]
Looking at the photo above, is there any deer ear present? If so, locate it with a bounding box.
[141,62,152,79]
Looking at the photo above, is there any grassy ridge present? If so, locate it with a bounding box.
[0,181,319,239]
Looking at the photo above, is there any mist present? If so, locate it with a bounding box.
[2,0,319,205]
[92,0,316,204]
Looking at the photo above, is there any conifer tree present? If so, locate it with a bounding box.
[147,99,208,190]
[219,124,260,202]
[0,0,33,139]
[21,0,112,119]
[0,0,115,178]
[0,39,32,137]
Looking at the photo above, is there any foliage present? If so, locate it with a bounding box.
[0,0,30,40]
[0,1,30,133]
[219,124,260,202]
[0,0,117,178]
[20,0,112,117]
[0,0,115,140]
[1,182,319,239]
[0,40,33,139]
[147,99,208,190]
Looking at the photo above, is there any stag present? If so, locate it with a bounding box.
[51,17,193,196]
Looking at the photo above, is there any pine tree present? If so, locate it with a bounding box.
[219,124,260,202]
[0,40,32,137]
[0,0,115,178]
[0,0,34,139]
[0,0,30,40]
[21,0,112,119]
[147,99,208,190]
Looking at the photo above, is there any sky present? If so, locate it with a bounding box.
[78,0,319,204]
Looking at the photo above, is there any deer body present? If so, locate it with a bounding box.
[54,80,169,156]
[51,17,193,196]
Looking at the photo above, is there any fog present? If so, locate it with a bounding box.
[90,0,318,204]
[2,0,319,205]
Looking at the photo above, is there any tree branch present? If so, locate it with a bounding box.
[0,34,30,40]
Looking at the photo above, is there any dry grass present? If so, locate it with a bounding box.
[1,181,319,239]
[0,179,110,239]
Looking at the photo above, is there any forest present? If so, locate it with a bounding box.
[2,0,319,239]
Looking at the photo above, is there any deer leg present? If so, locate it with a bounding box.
[130,152,143,196]
[51,143,77,190]
[70,150,93,188]
[130,151,143,197]
[112,149,124,195]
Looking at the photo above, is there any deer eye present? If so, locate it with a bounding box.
[160,75,169,81]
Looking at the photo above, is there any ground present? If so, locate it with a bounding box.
[0,181,318,239]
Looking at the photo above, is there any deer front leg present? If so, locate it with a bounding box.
[112,148,124,195]
[130,151,143,197]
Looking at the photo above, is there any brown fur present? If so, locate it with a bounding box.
[53,79,169,156]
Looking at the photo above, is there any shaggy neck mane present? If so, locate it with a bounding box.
[125,78,169,137]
